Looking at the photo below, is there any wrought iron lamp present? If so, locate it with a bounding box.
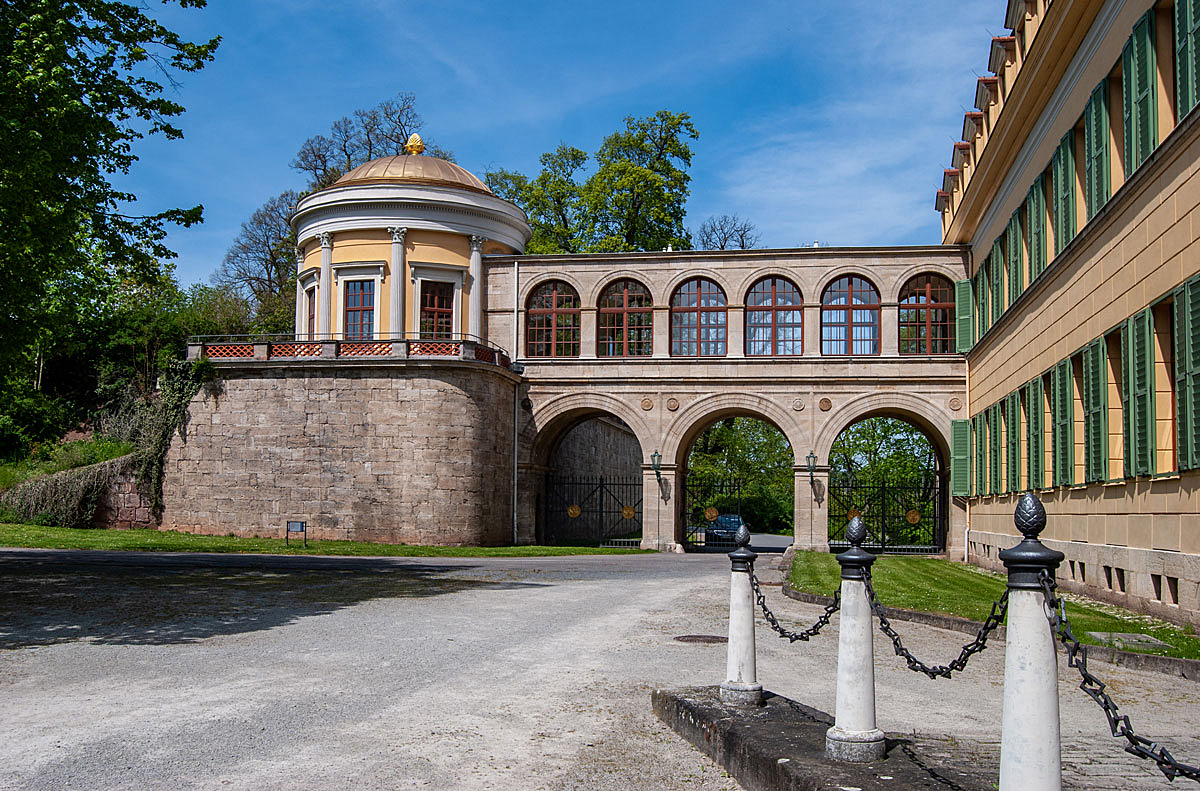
[806,450,817,486]
[651,450,662,482]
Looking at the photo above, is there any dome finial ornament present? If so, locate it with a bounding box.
[404,133,425,155]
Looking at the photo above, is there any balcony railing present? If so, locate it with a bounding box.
[187,333,512,370]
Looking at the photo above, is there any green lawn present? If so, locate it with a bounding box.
[789,550,1200,660]
[0,523,652,557]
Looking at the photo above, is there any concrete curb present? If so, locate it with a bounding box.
[652,686,995,791]
[781,580,1200,681]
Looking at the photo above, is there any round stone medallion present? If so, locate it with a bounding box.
[792,398,805,412]
[666,397,680,411]
[819,398,833,412]
[948,397,963,412]
[640,398,654,411]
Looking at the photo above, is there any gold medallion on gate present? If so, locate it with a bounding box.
[621,506,636,520]
[905,509,922,525]
[846,508,861,521]
[567,504,581,518]
[704,506,719,522]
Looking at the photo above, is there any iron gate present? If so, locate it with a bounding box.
[827,474,946,554]
[543,474,642,546]
[683,478,743,550]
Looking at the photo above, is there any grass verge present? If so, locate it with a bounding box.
[0,523,653,557]
[789,550,1200,661]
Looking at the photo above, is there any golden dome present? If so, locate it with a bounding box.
[334,155,491,195]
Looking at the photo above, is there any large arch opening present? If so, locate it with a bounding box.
[533,410,645,546]
[677,414,796,550]
[826,415,947,553]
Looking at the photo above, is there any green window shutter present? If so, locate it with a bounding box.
[955,279,974,353]
[1083,339,1108,482]
[1121,318,1135,477]
[974,415,986,495]
[1053,360,1074,486]
[1007,211,1023,304]
[1124,12,1159,175]
[1027,378,1044,489]
[991,241,1004,318]
[1175,276,1200,470]
[1028,177,1046,278]
[1052,131,1076,256]
[1084,81,1111,218]
[1177,0,1196,118]
[990,405,1002,494]
[1181,0,1200,120]
[1006,392,1021,492]
[1123,36,1136,177]
[1125,309,1157,475]
[951,419,971,496]
[979,266,989,336]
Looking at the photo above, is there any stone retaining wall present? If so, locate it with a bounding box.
[161,361,518,545]
[92,461,157,530]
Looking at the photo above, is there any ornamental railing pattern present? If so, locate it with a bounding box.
[187,334,512,371]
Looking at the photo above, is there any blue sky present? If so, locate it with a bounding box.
[120,0,1001,285]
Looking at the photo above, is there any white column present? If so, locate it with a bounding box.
[388,227,407,337]
[293,246,305,340]
[999,590,1061,791]
[826,519,885,762]
[317,232,332,337]
[469,235,485,340]
[720,533,762,706]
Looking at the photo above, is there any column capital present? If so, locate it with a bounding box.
[387,226,408,242]
[316,232,332,248]
[294,246,304,266]
[469,235,486,252]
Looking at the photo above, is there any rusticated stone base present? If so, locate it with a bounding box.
[161,361,518,546]
[92,463,157,530]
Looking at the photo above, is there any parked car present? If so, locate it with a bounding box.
[705,513,748,543]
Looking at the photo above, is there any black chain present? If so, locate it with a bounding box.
[748,571,839,642]
[861,567,1009,679]
[1038,570,1200,783]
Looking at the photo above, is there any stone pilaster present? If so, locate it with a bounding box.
[317,232,333,337]
[469,235,485,339]
[388,227,408,337]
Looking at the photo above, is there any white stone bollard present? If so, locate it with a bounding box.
[998,493,1064,791]
[826,516,886,762]
[720,525,762,706]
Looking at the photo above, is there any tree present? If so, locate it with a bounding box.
[290,91,454,191]
[586,110,697,252]
[485,110,698,253]
[0,1,219,373]
[214,190,300,333]
[486,145,589,254]
[696,214,761,250]
[687,417,795,534]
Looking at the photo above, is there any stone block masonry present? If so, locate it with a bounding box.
[161,361,517,546]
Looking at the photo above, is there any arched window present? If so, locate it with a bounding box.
[746,277,803,355]
[899,274,956,355]
[526,280,580,358]
[821,276,880,355]
[671,278,727,356]
[598,279,653,357]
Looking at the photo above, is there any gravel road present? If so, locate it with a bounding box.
[1,548,1197,790]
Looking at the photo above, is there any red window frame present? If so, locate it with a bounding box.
[525,280,581,357]
[419,280,455,339]
[899,274,956,355]
[598,279,653,357]
[344,280,374,341]
[821,276,880,355]
[671,278,727,357]
[745,277,803,356]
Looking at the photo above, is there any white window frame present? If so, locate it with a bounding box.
[332,262,385,338]
[296,266,320,340]
[410,261,465,338]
